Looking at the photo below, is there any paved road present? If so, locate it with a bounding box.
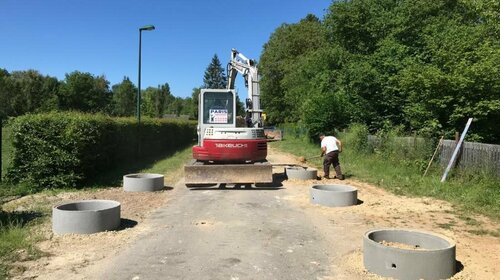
[99,181,338,280]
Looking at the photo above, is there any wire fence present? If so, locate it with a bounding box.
[353,133,500,175]
[439,140,500,174]
[275,123,500,175]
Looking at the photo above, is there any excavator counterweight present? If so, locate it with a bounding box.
[184,160,272,185]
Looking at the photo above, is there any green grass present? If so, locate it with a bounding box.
[0,226,28,278]
[140,144,193,175]
[437,221,457,230]
[270,136,500,221]
[0,210,46,279]
[0,142,195,279]
[81,141,195,188]
[467,229,500,237]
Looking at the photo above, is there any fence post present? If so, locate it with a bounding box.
[441,118,473,183]
[423,136,444,177]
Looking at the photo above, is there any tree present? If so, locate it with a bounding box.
[260,14,327,124]
[142,83,171,118]
[156,83,171,118]
[165,97,185,116]
[235,94,245,117]
[58,71,110,112]
[190,87,201,120]
[0,70,59,117]
[203,54,226,89]
[111,77,136,116]
[258,0,499,143]
[0,69,11,118]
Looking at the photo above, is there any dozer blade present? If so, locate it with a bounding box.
[184,160,273,185]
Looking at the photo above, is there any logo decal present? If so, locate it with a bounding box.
[215,143,248,148]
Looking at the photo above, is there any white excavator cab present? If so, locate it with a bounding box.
[197,89,236,146]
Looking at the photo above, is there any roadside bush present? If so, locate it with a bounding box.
[374,125,435,171]
[341,123,370,153]
[5,112,195,190]
[279,123,309,140]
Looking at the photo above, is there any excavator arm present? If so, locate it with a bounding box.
[227,49,263,128]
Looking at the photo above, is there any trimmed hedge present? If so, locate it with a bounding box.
[6,112,196,190]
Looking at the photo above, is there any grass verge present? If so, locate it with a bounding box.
[140,144,193,184]
[270,137,500,221]
[0,143,194,279]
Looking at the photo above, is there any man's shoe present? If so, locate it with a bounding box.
[334,175,345,180]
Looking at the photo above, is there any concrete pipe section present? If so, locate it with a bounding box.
[310,184,358,207]
[285,166,318,180]
[363,228,456,280]
[52,200,121,234]
[123,173,164,192]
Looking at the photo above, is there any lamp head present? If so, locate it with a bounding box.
[140,25,155,31]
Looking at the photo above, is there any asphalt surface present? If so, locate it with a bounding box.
[99,181,338,280]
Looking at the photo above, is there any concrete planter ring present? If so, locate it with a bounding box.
[285,166,318,180]
[52,200,121,234]
[123,173,164,192]
[363,228,456,279]
[310,184,358,207]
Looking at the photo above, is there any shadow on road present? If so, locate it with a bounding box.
[162,186,174,191]
[118,218,138,231]
[456,260,464,273]
[187,172,286,191]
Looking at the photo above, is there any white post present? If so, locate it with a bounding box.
[440,118,473,182]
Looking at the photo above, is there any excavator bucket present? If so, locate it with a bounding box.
[184,160,273,185]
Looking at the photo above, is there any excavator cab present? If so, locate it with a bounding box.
[192,89,267,163]
[198,89,236,145]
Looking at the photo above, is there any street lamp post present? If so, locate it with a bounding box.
[137,24,155,124]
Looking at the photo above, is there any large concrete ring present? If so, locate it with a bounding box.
[363,228,456,279]
[310,184,358,207]
[285,166,318,180]
[123,173,164,192]
[52,200,121,234]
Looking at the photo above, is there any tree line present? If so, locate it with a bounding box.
[0,69,195,120]
[259,0,499,143]
[0,53,247,121]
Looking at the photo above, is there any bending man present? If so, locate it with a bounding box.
[319,132,344,180]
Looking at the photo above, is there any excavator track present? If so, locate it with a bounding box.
[184,160,273,185]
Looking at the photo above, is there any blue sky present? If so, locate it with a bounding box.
[0,0,331,98]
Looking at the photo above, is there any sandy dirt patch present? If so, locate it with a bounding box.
[3,186,172,279]
[3,145,499,279]
[267,145,499,279]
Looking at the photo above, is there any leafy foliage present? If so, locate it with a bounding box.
[191,87,201,120]
[58,71,110,113]
[0,69,197,120]
[271,132,500,219]
[0,70,59,118]
[259,14,327,124]
[111,77,136,117]
[260,0,500,143]
[143,83,170,118]
[5,112,196,190]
